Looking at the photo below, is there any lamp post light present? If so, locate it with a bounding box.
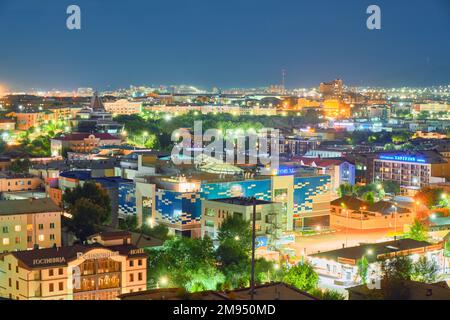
[391,204,398,235]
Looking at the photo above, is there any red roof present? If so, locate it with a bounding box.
[53,133,121,141]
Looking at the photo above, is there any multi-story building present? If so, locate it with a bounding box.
[414,103,450,113]
[50,133,122,157]
[11,110,58,131]
[0,198,61,252]
[201,197,283,242]
[103,99,142,115]
[330,196,414,230]
[293,157,356,196]
[309,239,443,287]
[0,118,15,131]
[373,151,450,194]
[319,79,344,99]
[0,241,147,300]
[135,172,331,237]
[0,172,42,192]
[322,99,350,118]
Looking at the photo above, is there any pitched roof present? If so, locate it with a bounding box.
[331,196,410,215]
[52,133,121,141]
[10,243,146,269]
[0,198,60,216]
[310,238,435,263]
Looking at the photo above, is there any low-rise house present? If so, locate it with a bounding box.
[309,239,444,287]
[330,196,414,230]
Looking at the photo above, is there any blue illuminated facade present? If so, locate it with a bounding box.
[379,154,426,163]
[152,175,331,229]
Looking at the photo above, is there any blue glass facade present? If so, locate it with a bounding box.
[153,175,330,226]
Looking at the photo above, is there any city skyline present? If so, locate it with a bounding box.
[0,0,450,91]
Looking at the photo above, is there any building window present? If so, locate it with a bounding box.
[8,278,11,287]
[15,237,20,244]
[38,224,44,230]
[16,266,19,273]
[27,224,33,231]
[14,225,21,232]
[2,226,8,233]
[27,236,32,243]
[138,272,143,281]
[58,268,63,275]
[50,223,55,229]
[138,259,142,266]
[129,274,134,282]
[129,260,134,267]
[38,235,44,242]
[8,263,11,271]
[49,283,54,292]
[49,269,54,277]
[16,281,19,290]
[50,234,55,241]
[59,282,63,291]
[3,238,9,245]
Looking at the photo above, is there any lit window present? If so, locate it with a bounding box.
[14,225,21,232]
[2,238,10,245]
[38,235,45,242]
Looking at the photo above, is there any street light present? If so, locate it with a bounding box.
[391,204,397,234]
[158,276,169,288]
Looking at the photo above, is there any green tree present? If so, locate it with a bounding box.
[119,214,138,231]
[382,180,400,195]
[357,256,369,284]
[411,256,439,283]
[381,256,413,281]
[147,237,224,292]
[62,182,112,241]
[406,219,428,241]
[338,183,355,197]
[9,158,31,173]
[140,223,170,240]
[66,198,109,242]
[282,262,319,292]
[310,288,345,300]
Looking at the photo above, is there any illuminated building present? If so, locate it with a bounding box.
[322,99,350,118]
[309,239,443,287]
[0,198,61,252]
[201,197,283,242]
[319,79,343,99]
[373,151,450,194]
[330,196,413,230]
[0,172,42,192]
[104,99,142,115]
[0,119,15,131]
[135,172,331,237]
[414,103,450,113]
[50,133,122,157]
[296,98,320,110]
[0,240,147,300]
[11,110,58,131]
[293,157,355,196]
[413,131,447,140]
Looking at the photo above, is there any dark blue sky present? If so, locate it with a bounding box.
[0,0,449,91]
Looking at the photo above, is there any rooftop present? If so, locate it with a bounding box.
[7,243,146,269]
[51,133,121,141]
[209,197,274,206]
[0,198,60,216]
[331,196,410,215]
[310,238,436,263]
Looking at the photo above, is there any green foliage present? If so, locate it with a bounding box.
[338,183,355,197]
[411,256,439,283]
[66,198,109,242]
[357,256,369,284]
[382,180,400,195]
[282,262,319,292]
[406,219,428,241]
[381,256,413,281]
[9,158,31,173]
[363,191,375,204]
[119,214,139,231]
[147,237,224,292]
[310,288,346,300]
[415,187,444,208]
[62,182,112,241]
[140,224,170,240]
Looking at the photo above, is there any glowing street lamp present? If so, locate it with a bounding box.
[158,276,169,288]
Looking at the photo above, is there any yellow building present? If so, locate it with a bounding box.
[322,99,350,118]
[0,172,42,192]
[0,240,147,300]
[0,198,62,253]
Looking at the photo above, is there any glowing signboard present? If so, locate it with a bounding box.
[379,155,426,163]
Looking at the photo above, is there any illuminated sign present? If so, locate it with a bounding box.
[379,155,426,163]
[33,257,66,266]
[77,251,119,260]
[256,236,268,248]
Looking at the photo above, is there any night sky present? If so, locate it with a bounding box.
[0,0,449,91]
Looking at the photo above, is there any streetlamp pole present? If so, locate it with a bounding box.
[250,197,257,300]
